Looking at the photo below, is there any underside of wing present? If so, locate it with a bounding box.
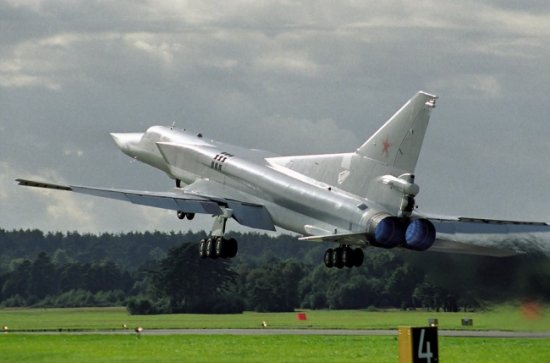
[427,215,550,234]
[300,214,550,257]
[429,238,520,257]
[299,233,368,247]
[425,214,550,256]
[16,178,275,231]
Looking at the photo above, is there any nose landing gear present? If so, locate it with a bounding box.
[177,211,195,220]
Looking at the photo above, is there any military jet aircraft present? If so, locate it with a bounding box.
[17,91,550,268]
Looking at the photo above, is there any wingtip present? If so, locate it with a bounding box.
[15,179,72,191]
[419,90,438,99]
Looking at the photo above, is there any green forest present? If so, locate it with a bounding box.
[0,229,549,314]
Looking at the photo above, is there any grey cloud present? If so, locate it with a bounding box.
[1,1,550,233]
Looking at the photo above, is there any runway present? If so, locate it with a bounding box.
[134,329,550,338]
[12,328,550,338]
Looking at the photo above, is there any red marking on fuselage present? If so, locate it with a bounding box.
[382,137,391,156]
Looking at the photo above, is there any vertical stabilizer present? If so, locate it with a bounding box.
[357,91,437,172]
[266,91,438,211]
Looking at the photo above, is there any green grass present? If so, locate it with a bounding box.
[0,307,549,363]
[1,335,549,363]
[1,305,549,332]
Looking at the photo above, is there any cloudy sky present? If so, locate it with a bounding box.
[1,0,550,235]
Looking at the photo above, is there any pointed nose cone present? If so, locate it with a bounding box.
[110,132,143,156]
[110,133,125,149]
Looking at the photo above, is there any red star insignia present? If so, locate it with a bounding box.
[382,137,391,156]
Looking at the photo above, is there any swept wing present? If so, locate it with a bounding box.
[15,178,275,231]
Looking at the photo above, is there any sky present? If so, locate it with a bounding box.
[1,0,550,236]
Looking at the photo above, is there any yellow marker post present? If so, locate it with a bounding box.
[398,326,439,363]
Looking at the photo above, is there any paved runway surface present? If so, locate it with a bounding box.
[14,328,550,338]
[138,329,550,338]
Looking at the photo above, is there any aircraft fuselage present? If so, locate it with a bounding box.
[113,126,371,237]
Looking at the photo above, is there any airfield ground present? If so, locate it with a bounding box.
[1,306,549,362]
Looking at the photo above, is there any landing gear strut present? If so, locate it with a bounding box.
[324,245,364,268]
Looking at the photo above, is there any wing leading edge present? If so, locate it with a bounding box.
[15,179,275,231]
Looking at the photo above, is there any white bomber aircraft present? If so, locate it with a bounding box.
[17,91,550,268]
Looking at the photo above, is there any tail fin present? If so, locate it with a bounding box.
[266,91,438,206]
[357,91,437,172]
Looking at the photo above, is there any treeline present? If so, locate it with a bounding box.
[0,229,549,313]
[0,252,132,307]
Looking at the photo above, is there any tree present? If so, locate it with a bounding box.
[147,243,241,313]
[244,259,305,312]
[29,252,58,299]
[2,259,32,301]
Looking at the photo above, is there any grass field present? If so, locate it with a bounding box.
[1,306,549,362]
[1,335,549,362]
[1,305,549,332]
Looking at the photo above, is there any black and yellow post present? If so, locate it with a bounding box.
[398,326,439,363]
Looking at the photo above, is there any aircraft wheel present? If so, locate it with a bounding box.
[226,238,238,258]
[353,248,364,267]
[333,247,344,269]
[186,213,195,220]
[215,237,226,258]
[199,239,208,258]
[324,249,334,268]
[206,238,217,259]
[177,210,186,220]
[342,246,355,268]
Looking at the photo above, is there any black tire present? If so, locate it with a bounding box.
[324,249,334,268]
[353,248,364,267]
[342,246,355,268]
[226,238,238,258]
[177,210,186,220]
[333,247,344,269]
[199,239,207,258]
[206,238,217,259]
[215,237,226,258]
[186,213,195,220]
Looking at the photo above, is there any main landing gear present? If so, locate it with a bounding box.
[324,245,364,269]
[199,236,238,259]
[192,212,240,260]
